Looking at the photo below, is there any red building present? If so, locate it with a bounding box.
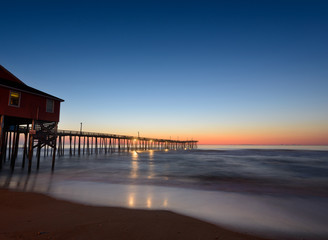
[0,65,64,171]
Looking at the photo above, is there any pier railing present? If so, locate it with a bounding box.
[57,129,196,143]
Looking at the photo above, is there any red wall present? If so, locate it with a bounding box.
[0,86,61,122]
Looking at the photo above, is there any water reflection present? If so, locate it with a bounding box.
[163,198,168,207]
[147,196,152,208]
[1,147,328,240]
[130,151,139,178]
[149,150,154,160]
[128,193,135,207]
[0,171,54,193]
[148,150,154,179]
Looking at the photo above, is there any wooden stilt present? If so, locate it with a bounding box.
[0,115,5,169]
[69,135,72,156]
[7,131,12,161]
[2,132,9,164]
[83,136,85,155]
[11,125,20,171]
[91,137,93,154]
[51,123,58,171]
[28,120,35,173]
[87,137,90,155]
[57,136,61,156]
[44,142,46,157]
[95,137,98,154]
[62,136,65,155]
[36,140,41,170]
[78,135,81,155]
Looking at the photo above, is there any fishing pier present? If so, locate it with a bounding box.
[1,127,198,172]
[56,130,197,156]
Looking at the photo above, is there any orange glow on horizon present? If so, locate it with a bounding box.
[58,123,328,146]
[197,132,328,145]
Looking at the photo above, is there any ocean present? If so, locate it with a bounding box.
[1,145,328,239]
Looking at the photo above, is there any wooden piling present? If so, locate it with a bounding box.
[28,120,35,173]
[74,136,76,155]
[0,115,5,169]
[87,137,90,155]
[69,135,72,156]
[36,140,41,170]
[83,136,85,155]
[51,123,58,171]
[10,125,20,171]
[95,137,98,154]
[7,131,12,161]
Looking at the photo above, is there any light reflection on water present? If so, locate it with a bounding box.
[148,150,155,179]
[128,192,135,207]
[1,145,328,239]
[130,151,139,179]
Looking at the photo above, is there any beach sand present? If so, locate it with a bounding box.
[0,189,269,240]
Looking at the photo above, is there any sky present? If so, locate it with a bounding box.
[1,0,327,145]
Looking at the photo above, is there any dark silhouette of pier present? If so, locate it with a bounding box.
[0,127,198,172]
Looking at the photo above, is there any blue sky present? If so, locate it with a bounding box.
[1,0,327,144]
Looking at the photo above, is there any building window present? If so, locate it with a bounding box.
[46,99,54,113]
[9,91,21,107]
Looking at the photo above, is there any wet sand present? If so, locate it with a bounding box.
[0,189,269,240]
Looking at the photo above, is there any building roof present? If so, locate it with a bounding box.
[0,65,25,84]
[0,65,64,102]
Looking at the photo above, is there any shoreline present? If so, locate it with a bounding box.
[0,188,269,240]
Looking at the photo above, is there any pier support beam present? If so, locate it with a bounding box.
[0,115,5,169]
[69,135,72,156]
[22,124,29,169]
[28,120,35,173]
[52,123,58,171]
[78,135,81,155]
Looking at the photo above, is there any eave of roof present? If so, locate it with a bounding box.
[0,78,64,102]
[0,65,25,84]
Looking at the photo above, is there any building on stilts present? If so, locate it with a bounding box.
[0,65,64,172]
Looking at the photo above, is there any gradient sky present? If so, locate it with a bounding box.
[1,0,327,144]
